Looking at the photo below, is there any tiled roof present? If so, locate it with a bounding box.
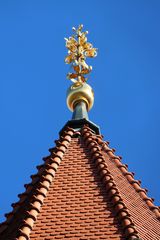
[0,125,160,239]
[81,125,160,239]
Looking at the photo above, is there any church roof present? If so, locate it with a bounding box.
[0,125,160,240]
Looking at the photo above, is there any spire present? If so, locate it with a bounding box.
[62,25,100,134]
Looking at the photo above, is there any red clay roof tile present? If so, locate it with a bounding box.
[0,125,159,239]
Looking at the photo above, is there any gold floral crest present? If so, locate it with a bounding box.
[65,24,97,84]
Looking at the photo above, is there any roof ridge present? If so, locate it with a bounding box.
[0,127,75,240]
[81,125,141,239]
[94,135,160,220]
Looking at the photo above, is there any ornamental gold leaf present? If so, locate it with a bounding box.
[65,24,97,84]
[85,48,97,58]
[73,65,80,73]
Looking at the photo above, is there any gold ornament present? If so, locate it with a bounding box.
[65,24,97,84]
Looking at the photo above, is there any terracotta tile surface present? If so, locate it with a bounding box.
[102,146,160,240]
[0,127,75,240]
[0,125,160,240]
[82,126,160,240]
[30,137,124,239]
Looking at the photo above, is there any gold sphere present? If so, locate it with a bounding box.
[66,82,94,112]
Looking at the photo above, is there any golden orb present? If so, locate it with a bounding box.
[66,82,94,112]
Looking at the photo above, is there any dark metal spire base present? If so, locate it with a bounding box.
[72,101,89,120]
[60,101,100,135]
[59,118,100,135]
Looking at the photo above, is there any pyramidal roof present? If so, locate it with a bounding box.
[0,25,160,240]
[0,125,160,239]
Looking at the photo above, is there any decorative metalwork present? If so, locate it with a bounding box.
[65,24,97,84]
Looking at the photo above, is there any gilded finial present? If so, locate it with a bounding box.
[65,24,97,84]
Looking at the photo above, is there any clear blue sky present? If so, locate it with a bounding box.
[0,1,160,222]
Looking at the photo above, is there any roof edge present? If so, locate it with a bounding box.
[81,125,141,239]
[0,127,75,239]
[94,132,160,221]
